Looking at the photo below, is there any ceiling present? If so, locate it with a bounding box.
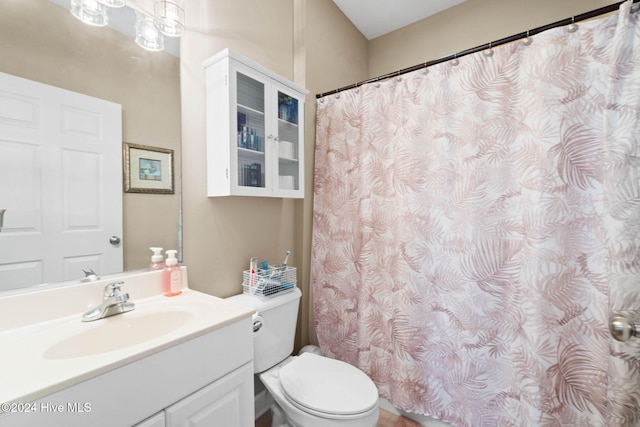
[333,0,468,40]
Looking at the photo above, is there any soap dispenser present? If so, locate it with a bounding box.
[163,250,182,297]
[149,247,164,270]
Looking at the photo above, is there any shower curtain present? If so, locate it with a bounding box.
[312,2,640,425]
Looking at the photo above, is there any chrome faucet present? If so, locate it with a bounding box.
[81,268,99,282]
[82,281,135,322]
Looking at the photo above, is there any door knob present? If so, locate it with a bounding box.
[609,315,637,342]
[109,236,121,246]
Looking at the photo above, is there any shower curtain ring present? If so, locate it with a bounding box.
[568,16,579,33]
[451,54,459,66]
[422,62,429,74]
[484,41,494,57]
[523,30,533,46]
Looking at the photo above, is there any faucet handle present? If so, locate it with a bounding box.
[104,281,125,298]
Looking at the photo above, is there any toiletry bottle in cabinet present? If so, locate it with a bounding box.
[163,250,182,296]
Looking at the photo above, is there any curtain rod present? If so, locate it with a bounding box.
[316,0,639,99]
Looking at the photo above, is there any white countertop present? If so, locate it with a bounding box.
[0,268,254,406]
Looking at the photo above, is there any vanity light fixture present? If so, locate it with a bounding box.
[154,0,185,37]
[70,0,109,27]
[135,11,165,52]
[69,0,185,53]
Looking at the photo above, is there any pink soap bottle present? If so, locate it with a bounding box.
[163,250,182,297]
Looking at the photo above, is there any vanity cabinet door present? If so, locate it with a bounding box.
[134,411,165,427]
[164,362,254,427]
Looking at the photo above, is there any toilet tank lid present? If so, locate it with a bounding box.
[225,287,301,312]
[279,352,379,416]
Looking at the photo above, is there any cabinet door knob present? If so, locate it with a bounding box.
[267,134,274,140]
[274,136,280,141]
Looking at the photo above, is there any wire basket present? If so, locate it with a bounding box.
[242,266,297,298]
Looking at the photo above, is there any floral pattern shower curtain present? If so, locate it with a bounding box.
[312,2,640,425]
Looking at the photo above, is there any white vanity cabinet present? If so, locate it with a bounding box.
[0,311,254,427]
[135,412,166,427]
[204,48,308,198]
[135,363,253,427]
[163,363,253,426]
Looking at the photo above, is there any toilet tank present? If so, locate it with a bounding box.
[226,287,301,373]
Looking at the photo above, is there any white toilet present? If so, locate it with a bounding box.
[227,287,379,427]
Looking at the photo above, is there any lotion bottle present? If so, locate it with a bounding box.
[149,247,164,270]
[163,250,182,296]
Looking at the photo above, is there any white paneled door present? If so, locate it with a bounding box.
[0,72,122,291]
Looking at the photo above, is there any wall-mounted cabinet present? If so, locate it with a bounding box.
[204,49,308,198]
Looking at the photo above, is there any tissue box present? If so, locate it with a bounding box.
[279,175,295,190]
[279,140,295,160]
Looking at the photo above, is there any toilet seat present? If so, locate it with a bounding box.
[278,353,378,419]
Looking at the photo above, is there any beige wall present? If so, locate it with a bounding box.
[296,0,369,348]
[369,0,621,78]
[180,0,296,301]
[180,0,368,351]
[0,0,181,273]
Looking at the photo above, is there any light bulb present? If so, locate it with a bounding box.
[135,11,165,52]
[70,0,108,27]
[154,0,185,37]
[97,0,126,7]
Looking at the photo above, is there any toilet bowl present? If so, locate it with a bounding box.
[260,353,379,427]
[225,288,379,427]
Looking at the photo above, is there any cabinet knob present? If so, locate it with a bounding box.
[267,134,274,140]
[274,136,280,141]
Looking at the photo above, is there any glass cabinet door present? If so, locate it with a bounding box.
[275,89,301,194]
[235,71,266,189]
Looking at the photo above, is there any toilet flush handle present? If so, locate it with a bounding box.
[253,314,264,333]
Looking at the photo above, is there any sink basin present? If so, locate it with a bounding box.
[0,269,258,409]
[43,310,193,360]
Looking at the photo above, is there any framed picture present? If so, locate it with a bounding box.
[123,143,174,194]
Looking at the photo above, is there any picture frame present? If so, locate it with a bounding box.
[123,142,174,194]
